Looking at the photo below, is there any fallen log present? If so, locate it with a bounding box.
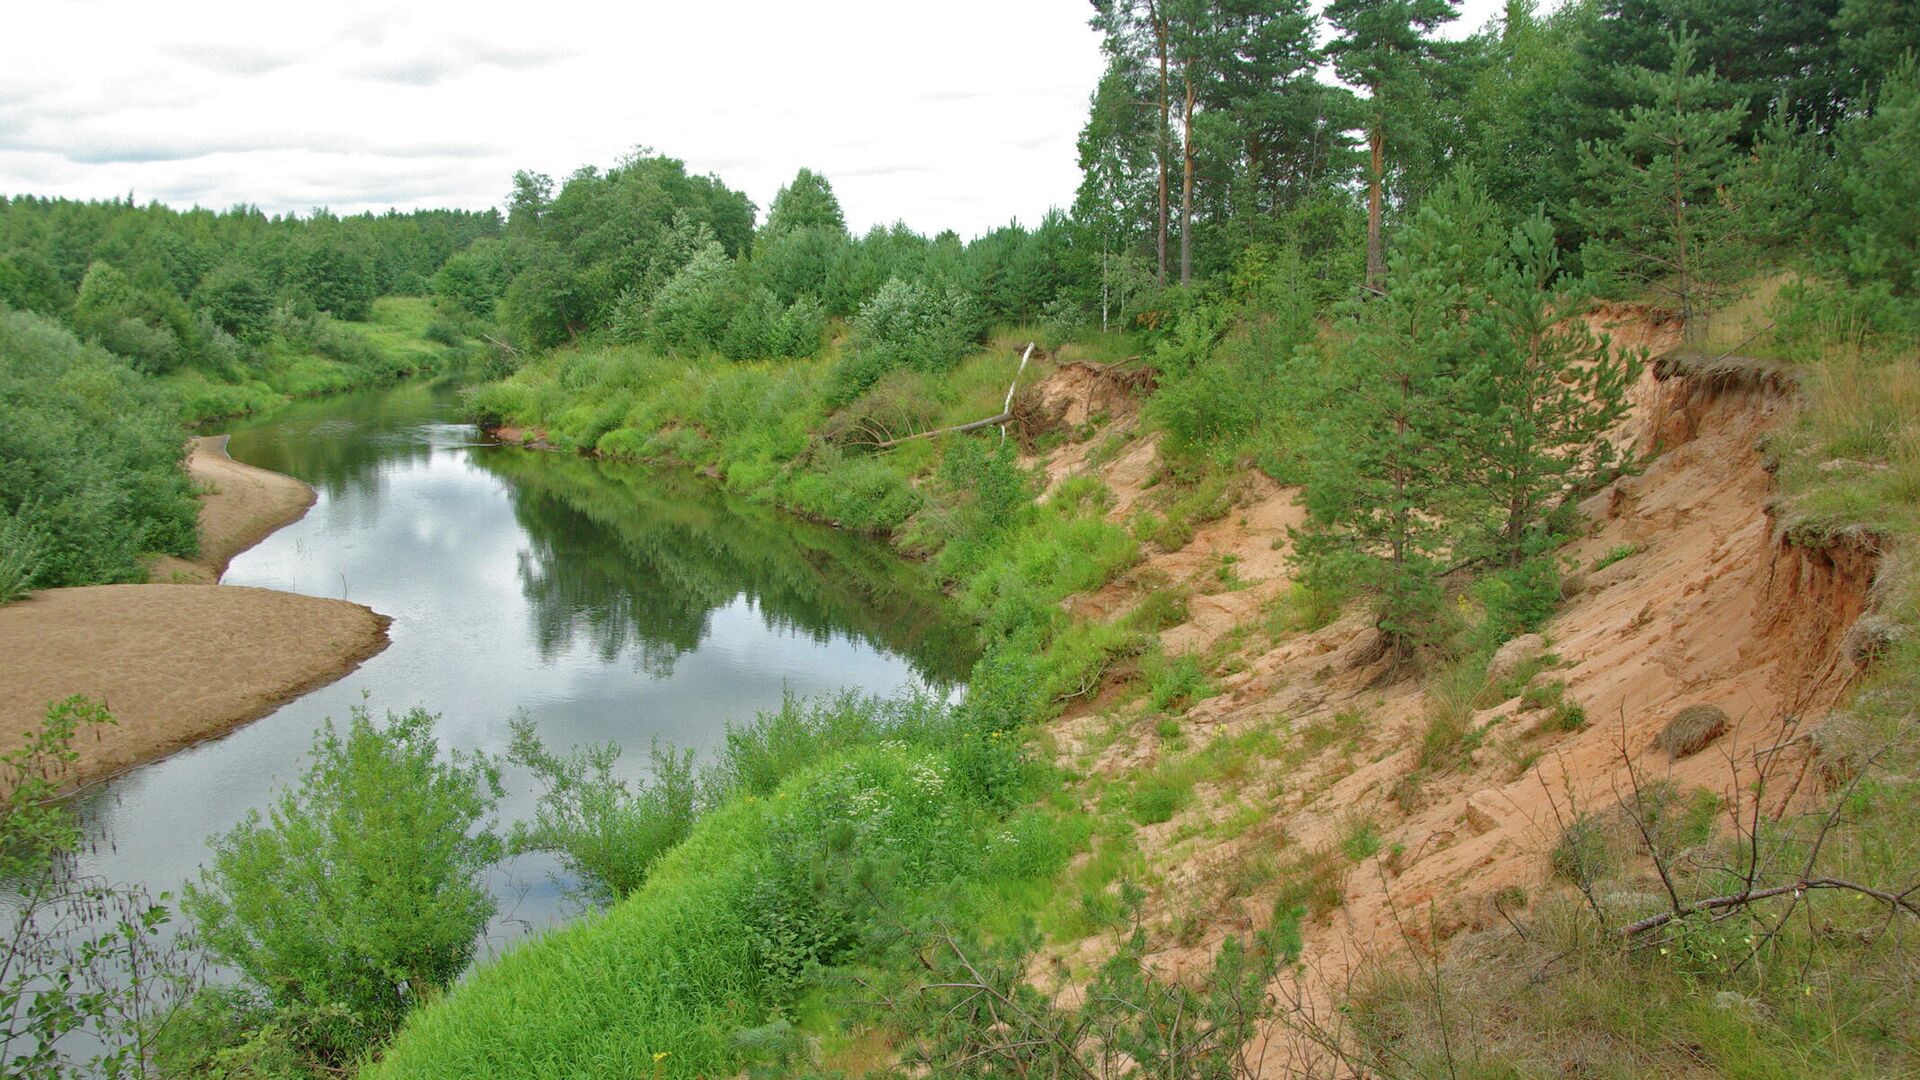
[873,342,1035,450]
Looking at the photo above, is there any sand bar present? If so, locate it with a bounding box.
[1,436,390,790]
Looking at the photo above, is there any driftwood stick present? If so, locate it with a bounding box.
[874,412,1013,448]
[874,342,1035,450]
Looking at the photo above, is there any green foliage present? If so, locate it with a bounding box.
[1576,29,1747,333]
[150,987,311,1080]
[1839,60,1920,296]
[430,239,507,320]
[705,690,957,798]
[3,697,199,1080]
[871,917,1295,1079]
[1592,542,1637,571]
[367,735,1042,1080]
[1458,214,1638,564]
[930,436,1034,577]
[761,168,846,238]
[643,241,740,355]
[0,510,40,603]
[1144,651,1213,713]
[1298,174,1496,660]
[183,706,503,1064]
[0,309,198,589]
[828,277,984,403]
[507,720,699,908]
[193,262,275,343]
[1341,818,1384,862]
[1474,553,1563,643]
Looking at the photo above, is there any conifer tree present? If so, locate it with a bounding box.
[1325,0,1460,294]
[1575,28,1746,337]
[1459,213,1640,566]
[1297,176,1491,662]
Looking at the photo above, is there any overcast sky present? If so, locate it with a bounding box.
[0,0,1514,240]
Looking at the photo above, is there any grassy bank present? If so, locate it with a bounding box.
[163,297,484,424]
[468,328,1059,536]
[340,322,1173,1077]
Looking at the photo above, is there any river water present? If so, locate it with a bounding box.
[69,376,971,945]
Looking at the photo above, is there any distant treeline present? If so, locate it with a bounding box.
[475,157,1079,361]
[0,198,500,374]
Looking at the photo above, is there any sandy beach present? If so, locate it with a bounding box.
[0,436,390,790]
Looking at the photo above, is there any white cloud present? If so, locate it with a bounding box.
[2,0,1515,237]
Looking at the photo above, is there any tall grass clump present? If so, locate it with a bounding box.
[367,736,1043,1079]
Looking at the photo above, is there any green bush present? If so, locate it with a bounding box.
[1474,554,1562,644]
[0,309,198,589]
[507,720,699,908]
[827,277,984,403]
[183,706,503,1064]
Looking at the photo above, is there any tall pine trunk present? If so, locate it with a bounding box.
[1154,8,1170,286]
[1366,121,1385,293]
[1180,76,1195,286]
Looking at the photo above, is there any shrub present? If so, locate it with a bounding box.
[1145,652,1213,713]
[646,242,740,356]
[827,277,984,403]
[0,309,198,588]
[421,319,460,346]
[1341,819,1384,862]
[184,706,503,1064]
[1130,775,1190,825]
[4,697,199,1078]
[507,719,699,908]
[1475,555,1563,644]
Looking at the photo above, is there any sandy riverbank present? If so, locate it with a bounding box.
[1,436,390,790]
[149,435,319,583]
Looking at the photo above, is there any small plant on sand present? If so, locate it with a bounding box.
[1592,543,1638,571]
[1341,819,1384,863]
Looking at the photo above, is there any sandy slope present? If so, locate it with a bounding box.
[1,436,389,791]
[1028,312,1881,1071]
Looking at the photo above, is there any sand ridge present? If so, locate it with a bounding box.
[1,435,389,791]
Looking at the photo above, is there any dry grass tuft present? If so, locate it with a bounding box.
[1653,704,1730,759]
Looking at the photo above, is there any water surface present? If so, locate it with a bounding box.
[74,377,970,940]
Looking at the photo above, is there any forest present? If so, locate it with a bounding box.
[5,0,1920,1077]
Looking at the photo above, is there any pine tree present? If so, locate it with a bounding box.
[1839,59,1920,296]
[1297,176,1491,662]
[1459,214,1640,566]
[1575,28,1746,337]
[1325,0,1460,294]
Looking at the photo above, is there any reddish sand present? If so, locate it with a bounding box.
[1027,313,1879,1071]
[1,437,389,791]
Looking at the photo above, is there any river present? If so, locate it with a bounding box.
[70,376,972,944]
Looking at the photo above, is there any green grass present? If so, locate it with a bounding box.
[370,738,1075,1080]
[163,297,477,423]
[1340,819,1383,863]
[1591,543,1638,571]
